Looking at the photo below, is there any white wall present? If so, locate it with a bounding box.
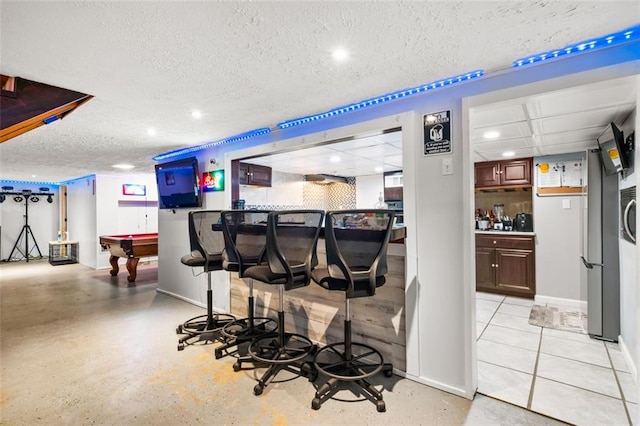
[533,153,586,305]
[156,203,230,313]
[0,182,59,261]
[240,170,304,207]
[95,174,158,270]
[356,174,384,208]
[66,176,97,267]
[619,108,637,374]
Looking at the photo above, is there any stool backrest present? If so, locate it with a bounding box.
[266,210,324,290]
[188,210,225,271]
[324,210,395,297]
[221,210,270,276]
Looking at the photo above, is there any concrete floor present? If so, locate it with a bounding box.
[0,260,564,425]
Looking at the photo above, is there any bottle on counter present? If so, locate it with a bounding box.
[488,210,495,229]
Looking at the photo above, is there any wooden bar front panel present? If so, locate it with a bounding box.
[229,239,407,372]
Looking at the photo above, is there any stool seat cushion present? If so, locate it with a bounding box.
[222,255,262,273]
[181,251,223,270]
[311,268,385,298]
[244,264,309,289]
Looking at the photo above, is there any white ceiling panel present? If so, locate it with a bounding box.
[471,75,638,162]
[471,121,532,143]
[531,104,634,135]
[526,76,638,119]
[470,103,527,127]
[537,141,593,156]
[537,128,603,146]
[477,147,538,160]
[473,137,534,153]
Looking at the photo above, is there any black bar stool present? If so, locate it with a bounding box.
[215,210,277,369]
[310,210,395,412]
[242,210,324,395]
[176,210,236,351]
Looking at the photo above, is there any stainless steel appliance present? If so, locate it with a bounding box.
[386,200,404,225]
[581,150,620,341]
[620,186,636,244]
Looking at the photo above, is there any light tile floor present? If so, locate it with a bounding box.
[477,292,637,425]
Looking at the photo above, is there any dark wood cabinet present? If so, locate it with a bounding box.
[475,158,532,188]
[238,162,272,187]
[475,234,535,298]
[383,171,403,201]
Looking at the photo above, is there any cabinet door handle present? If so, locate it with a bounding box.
[495,264,499,268]
[491,264,495,267]
[493,241,496,244]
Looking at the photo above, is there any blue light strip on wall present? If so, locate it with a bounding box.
[1,179,61,186]
[513,24,639,68]
[152,127,272,162]
[277,70,485,129]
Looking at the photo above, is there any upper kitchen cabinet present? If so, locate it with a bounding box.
[475,157,532,189]
[238,162,272,187]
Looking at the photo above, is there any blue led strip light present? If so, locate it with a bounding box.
[277,70,484,130]
[152,127,271,161]
[1,179,61,186]
[513,24,640,68]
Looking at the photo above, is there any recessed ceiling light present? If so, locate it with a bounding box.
[192,110,202,119]
[483,130,500,139]
[31,174,36,178]
[147,128,156,136]
[375,166,384,173]
[329,155,341,163]
[112,164,135,170]
[331,47,349,62]
[502,151,516,157]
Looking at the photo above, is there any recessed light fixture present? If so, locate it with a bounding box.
[375,166,384,173]
[147,128,156,136]
[502,151,515,157]
[112,164,135,170]
[331,47,349,62]
[483,130,500,139]
[31,174,36,178]
[192,110,202,119]
[329,155,341,163]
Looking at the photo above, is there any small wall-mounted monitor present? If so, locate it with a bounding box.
[154,157,201,209]
[598,122,629,175]
[122,183,146,196]
[202,170,225,192]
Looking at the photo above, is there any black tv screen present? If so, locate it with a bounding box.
[155,157,202,209]
[598,122,628,175]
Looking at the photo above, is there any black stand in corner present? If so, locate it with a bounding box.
[7,196,42,262]
[2,187,55,263]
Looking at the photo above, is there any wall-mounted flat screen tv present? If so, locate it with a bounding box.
[202,170,225,192]
[598,122,629,175]
[155,157,201,209]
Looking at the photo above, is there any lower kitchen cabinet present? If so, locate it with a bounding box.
[475,234,535,298]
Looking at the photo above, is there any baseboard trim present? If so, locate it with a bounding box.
[401,372,475,400]
[156,288,226,313]
[534,295,587,311]
[617,335,638,384]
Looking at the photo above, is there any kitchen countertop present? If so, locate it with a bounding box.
[475,230,535,236]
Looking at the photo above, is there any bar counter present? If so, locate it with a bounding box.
[228,227,407,372]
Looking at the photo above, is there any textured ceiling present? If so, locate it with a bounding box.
[0,1,638,182]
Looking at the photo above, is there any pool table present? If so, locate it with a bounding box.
[99,233,158,282]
